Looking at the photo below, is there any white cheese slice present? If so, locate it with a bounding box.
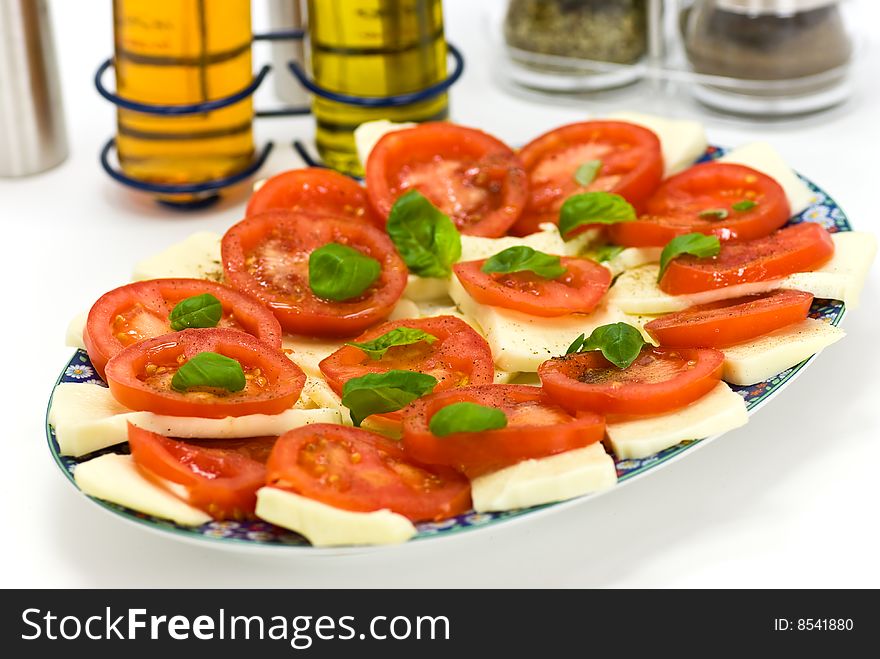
[131,231,223,282]
[605,111,708,176]
[718,142,814,216]
[493,370,518,384]
[299,377,352,425]
[255,487,416,547]
[608,231,873,314]
[48,383,342,457]
[449,275,631,372]
[388,298,420,320]
[602,246,662,277]
[606,382,748,460]
[471,443,617,512]
[402,226,570,303]
[65,312,88,349]
[354,119,417,169]
[282,335,345,379]
[721,318,844,385]
[74,454,211,526]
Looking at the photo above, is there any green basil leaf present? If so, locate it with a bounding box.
[168,293,223,331]
[386,190,461,278]
[657,233,721,282]
[341,370,438,427]
[428,401,508,437]
[732,199,758,212]
[346,327,438,361]
[567,322,646,369]
[574,159,602,187]
[698,208,729,220]
[170,352,246,393]
[558,192,637,239]
[309,243,381,302]
[481,245,567,279]
[588,244,625,263]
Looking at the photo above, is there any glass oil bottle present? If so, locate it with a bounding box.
[306,0,449,176]
[112,0,255,203]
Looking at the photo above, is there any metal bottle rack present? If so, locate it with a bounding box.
[95,30,465,208]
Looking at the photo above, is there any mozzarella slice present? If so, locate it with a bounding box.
[65,312,88,349]
[388,298,420,320]
[606,382,748,459]
[255,487,416,547]
[404,275,450,303]
[608,231,873,314]
[494,370,518,384]
[601,246,662,277]
[471,443,617,512]
[282,335,345,379]
[131,231,223,282]
[722,318,844,386]
[354,120,417,168]
[605,111,708,176]
[74,454,211,526]
[299,377,352,425]
[449,275,631,372]
[718,142,814,216]
[48,383,342,457]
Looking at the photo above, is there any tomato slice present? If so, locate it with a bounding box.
[453,257,611,317]
[538,347,724,416]
[221,210,407,337]
[610,162,792,247]
[401,385,605,477]
[128,424,267,520]
[83,278,282,380]
[319,315,494,423]
[645,289,814,348]
[365,122,529,237]
[660,222,835,295]
[245,167,382,227]
[511,120,663,236]
[105,328,306,418]
[266,424,472,522]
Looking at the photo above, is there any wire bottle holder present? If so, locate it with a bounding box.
[96,30,465,208]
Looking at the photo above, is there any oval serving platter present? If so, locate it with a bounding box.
[46,147,851,553]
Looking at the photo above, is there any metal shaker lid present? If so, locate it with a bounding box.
[715,0,840,14]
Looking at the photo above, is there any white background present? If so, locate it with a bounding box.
[1,0,878,588]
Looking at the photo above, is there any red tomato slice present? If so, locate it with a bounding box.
[83,278,282,380]
[538,347,724,416]
[401,385,605,477]
[319,316,494,423]
[365,122,529,237]
[645,289,814,348]
[105,328,306,418]
[128,424,267,520]
[511,121,663,236]
[245,167,382,227]
[610,162,791,247]
[221,210,407,337]
[266,424,472,522]
[183,436,279,464]
[453,257,611,317]
[660,222,835,295]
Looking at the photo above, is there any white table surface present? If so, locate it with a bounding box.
[2,0,878,589]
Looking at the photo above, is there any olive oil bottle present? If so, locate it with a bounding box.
[113,0,254,202]
[307,0,449,175]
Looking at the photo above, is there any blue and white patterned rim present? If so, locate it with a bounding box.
[45,147,850,551]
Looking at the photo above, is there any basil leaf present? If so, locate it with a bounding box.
[732,199,757,212]
[481,246,567,279]
[168,293,223,331]
[341,370,438,427]
[346,327,438,361]
[309,243,381,302]
[567,322,646,369]
[657,233,721,282]
[698,208,729,220]
[588,244,625,263]
[558,192,637,239]
[429,401,508,437]
[574,160,602,187]
[170,352,246,393]
[386,190,461,278]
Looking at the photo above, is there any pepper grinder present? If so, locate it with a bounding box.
[0,0,68,177]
